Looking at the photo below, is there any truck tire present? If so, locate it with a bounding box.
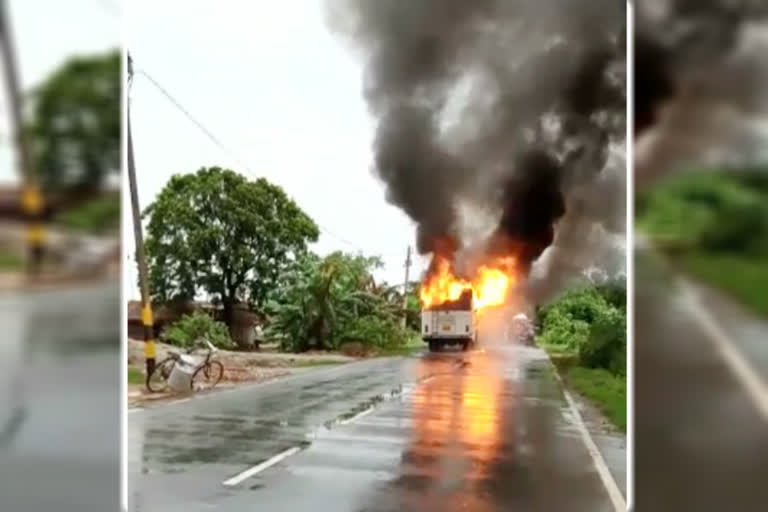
[461,340,469,351]
[428,340,438,352]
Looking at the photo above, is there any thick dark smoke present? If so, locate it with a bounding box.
[635,0,768,184]
[327,0,626,300]
[488,150,565,274]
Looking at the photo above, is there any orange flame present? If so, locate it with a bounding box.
[419,256,517,311]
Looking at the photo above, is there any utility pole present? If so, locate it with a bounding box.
[401,245,412,329]
[127,53,156,378]
[0,0,44,277]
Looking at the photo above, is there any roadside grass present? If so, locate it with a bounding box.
[636,169,768,318]
[675,252,768,317]
[128,366,144,385]
[543,345,626,433]
[0,250,23,271]
[564,366,626,433]
[376,335,425,356]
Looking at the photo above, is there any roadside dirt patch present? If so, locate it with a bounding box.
[127,339,355,368]
[127,365,291,407]
[127,339,356,408]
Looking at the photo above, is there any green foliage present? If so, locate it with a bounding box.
[26,49,120,193]
[160,312,234,350]
[55,195,119,233]
[144,167,319,336]
[579,307,626,375]
[595,280,626,312]
[265,251,412,353]
[536,284,626,375]
[637,171,768,255]
[0,250,23,271]
[637,169,768,316]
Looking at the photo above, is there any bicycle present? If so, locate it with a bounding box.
[145,339,224,393]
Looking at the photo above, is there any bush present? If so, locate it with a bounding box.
[161,312,234,350]
[638,171,768,255]
[536,283,626,376]
[578,308,625,375]
[340,315,410,350]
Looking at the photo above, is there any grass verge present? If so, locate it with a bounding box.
[675,252,768,316]
[0,250,23,271]
[376,335,425,356]
[544,346,626,433]
[564,366,626,433]
[128,366,144,385]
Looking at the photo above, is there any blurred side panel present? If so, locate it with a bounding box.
[0,0,120,510]
[634,1,768,510]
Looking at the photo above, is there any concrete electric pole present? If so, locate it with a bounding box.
[0,0,45,277]
[127,53,156,378]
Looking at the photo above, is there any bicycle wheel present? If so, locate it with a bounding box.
[146,358,176,393]
[191,361,224,391]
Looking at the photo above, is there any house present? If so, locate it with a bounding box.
[126,300,177,340]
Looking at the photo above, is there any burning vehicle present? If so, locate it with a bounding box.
[421,289,475,352]
[328,0,626,350]
[419,253,517,351]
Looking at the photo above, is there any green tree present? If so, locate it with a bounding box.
[144,167,319,345]
[26,49,120,193]
[265,251,410,352]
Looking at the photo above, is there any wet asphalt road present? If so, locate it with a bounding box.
[635,248,768,511]
[129,343,623,511]
[0,282,121,511]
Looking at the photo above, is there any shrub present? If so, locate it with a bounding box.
[578,308,626,375]
[161,312,234,350]
[536,283,626,376]
[340,315,410,349]
[56,196,120,234]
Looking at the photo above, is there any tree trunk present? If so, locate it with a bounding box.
[222,298,234,334]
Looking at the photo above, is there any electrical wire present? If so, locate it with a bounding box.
[130,60,370,253]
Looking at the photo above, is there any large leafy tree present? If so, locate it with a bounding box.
[144,167,319,341]
[26,49,120,193]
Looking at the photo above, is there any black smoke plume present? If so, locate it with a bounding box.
[327,0,626,295]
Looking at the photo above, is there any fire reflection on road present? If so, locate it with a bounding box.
[388,349,509,512]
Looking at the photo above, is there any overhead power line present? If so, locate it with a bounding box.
[131,61,368,253]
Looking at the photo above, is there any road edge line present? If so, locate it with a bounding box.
[222,446,303,487]
[548,356,627,512]
[680,282,768,422]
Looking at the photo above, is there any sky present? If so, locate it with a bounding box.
[0,0,119,183]
[124,0,429,301]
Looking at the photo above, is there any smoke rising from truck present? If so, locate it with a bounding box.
[326,0,626,302]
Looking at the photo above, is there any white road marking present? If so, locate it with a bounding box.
[680,282,768,423]
[550,362,626,512]
[222,446,303,487]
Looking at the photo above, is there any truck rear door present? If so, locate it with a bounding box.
[436,311,456,336]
